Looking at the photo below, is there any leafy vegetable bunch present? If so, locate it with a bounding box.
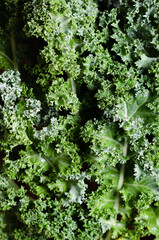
[0,0,159,239]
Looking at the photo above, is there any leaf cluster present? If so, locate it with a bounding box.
[0,0,159,239]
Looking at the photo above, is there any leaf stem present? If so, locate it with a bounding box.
[106,142,128,240]
[123,141,128,158]
[0,51,14,66]
[124,101,128,119]
[8,179,19,190]
[70,78,76,95]
[105,229,111,240]
[41,154,54,168]
[114,141,127,212]
[11,33,18,70]
[107,0,110,9]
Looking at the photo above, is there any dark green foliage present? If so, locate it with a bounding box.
[0,0,159,239]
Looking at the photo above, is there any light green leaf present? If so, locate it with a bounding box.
[135,54,157,69]
[41,144,71,173]
[117,91,149,122]
[99,217,126,234]
[94,126,123,149]
[139,207,159,237]
[83,121,124,154]
[121,177,159,201]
